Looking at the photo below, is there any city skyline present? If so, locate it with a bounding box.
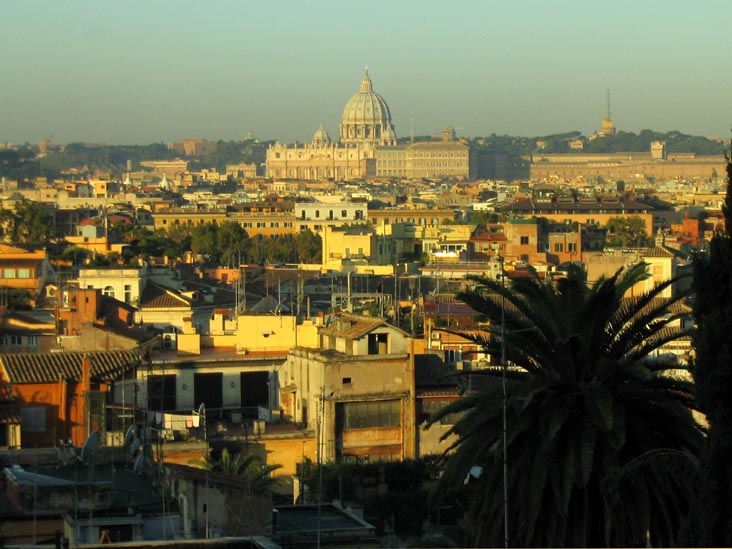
[1,0,730,145]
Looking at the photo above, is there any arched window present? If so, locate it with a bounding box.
[103,286,115,298]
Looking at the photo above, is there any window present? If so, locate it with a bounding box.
[445,349,462,364]
[342,400,400,429]
[18,268,31,278]
[419,400,461,424]
[367,333,388,354]
[568,243,577,253]
[103,286,115,298]
[520,236,529,245]
[342,377,352,385]
[341,210,347,218]
[10,335,22,347]
[148,375,177,411]
[554,243,564,253]
[21,407,46,432]
[3,269,15,279]
[124,284,132,304]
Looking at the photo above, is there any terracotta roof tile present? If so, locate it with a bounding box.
[318,314,390,340]
[0,350,139,384]
[140,281,191,309]
[0,402,20,424]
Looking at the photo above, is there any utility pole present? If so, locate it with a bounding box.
[316,386,326,549]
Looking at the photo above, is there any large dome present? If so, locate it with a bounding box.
[340,69,397,146]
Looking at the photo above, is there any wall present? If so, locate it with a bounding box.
[166,466,272,538]
[11,380,107,447]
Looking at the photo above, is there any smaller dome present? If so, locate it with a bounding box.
[312,124,331,147]
[383,125,397,145]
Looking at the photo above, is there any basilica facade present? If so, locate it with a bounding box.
[266,70,474,181]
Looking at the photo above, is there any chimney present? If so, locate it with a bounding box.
[81,355,92,394]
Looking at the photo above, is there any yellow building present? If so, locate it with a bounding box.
[322,225,378,265]
[496,196,655,237]
[152,202,297,238]
[376,140,477,179]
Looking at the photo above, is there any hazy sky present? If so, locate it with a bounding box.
[1,0,730,145]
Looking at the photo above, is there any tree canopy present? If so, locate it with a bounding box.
[691,152,732,545]
[0,201,54,244]
[431,263,704,547]
[605,215,652,248]
[190,448,281,489]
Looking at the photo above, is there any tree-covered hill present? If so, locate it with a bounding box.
[34,139,270,177]
[471,129,725,156]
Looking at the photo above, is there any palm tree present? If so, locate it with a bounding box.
[191,448,282,489]
[430,262,704,547]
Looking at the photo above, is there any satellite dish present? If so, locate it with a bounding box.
[133,452,146,475]
[129,438,142,457]
[80,432,100,464]
[123,424,137,448]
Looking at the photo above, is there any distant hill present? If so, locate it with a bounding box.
[34,139,270,177]
[471,130,726,156]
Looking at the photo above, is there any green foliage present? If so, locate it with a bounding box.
[431,263,704,546]
[293,229,321,263]
[0,288,34,310]
[183,222,320,266]
[187,140,268,173]
[691,155,732,546]
[469,130,725,156]
[585,129,725,155]
[39,142,174,174]
[469,210,505,225]
[0,201,54,244]
[190,448,281,488]
[298,458,449,538]
[605,215,651,247]
[0,148,39,179]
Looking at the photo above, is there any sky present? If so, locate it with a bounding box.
[1,0,730,145]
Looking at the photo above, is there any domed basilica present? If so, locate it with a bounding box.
[266,70,474,181]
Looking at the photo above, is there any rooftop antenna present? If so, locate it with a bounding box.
[606,89,612,120]
[410,119,414,144]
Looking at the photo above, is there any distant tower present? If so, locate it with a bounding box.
[651,140,667,160]
[599,89,616,137]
